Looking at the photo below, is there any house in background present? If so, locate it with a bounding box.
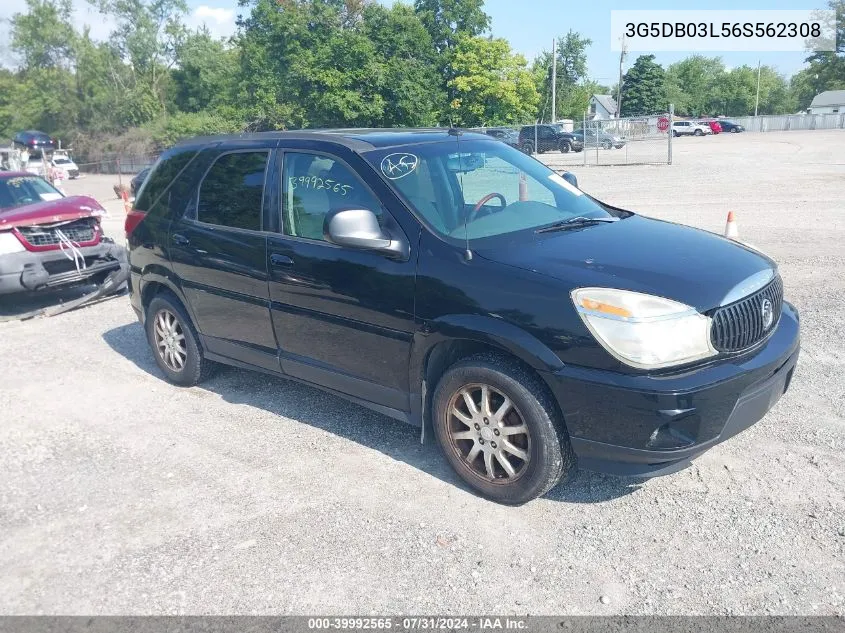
[808,90,845,114]
[589,95,618,120]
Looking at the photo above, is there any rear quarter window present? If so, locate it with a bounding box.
[135,147,203,219]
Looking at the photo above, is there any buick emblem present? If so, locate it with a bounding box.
[761,299,774,330]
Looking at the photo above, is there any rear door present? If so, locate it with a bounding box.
[169,142,279,371]
[265,144,418,412]
[538,126,555,152]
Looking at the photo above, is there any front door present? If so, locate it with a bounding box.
[169,144,278,371]
[266,148,417,413]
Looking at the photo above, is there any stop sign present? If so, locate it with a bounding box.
[657,116,670,132]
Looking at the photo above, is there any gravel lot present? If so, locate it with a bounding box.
[1,130,843,615]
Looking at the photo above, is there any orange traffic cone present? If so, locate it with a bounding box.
[724,211,738,239]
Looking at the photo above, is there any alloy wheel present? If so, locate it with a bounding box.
[153,309,187,372]
[446,383,531,483]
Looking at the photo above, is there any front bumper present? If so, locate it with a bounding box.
[0,240,124,295]
[542,302,800,477]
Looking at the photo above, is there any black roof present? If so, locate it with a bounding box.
[173,128,492,151]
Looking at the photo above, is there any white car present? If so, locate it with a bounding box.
[671,121,711,137]
[51,151,80,179]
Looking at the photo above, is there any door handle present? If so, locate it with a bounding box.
[270,253,294,266]
[172,233,190,246]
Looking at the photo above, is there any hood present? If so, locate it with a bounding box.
[0,195,105,230]
[474,215,776,312]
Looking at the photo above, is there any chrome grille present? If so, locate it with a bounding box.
[17,218,97,248]
[711,275,783,352]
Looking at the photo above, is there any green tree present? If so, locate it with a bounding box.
[532,31,593,121]
[446,35,539,126]
[664,55,725,115]
[172,28,238,113]
[413,0,489,55]
[10,0,77,69]
[360,3,443,126]
[620,54,665,116]
[7,0,80,139]
[791,0,845,109]
[90,0,189,123]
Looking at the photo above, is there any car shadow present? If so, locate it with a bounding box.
[0,284,127,321]
[102,322,643,505]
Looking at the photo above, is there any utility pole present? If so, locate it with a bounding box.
[551,37,556,124]
[616,35,627,118]
[754,60,761,117]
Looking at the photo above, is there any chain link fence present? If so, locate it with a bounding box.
[473,113,672,169]
[74,153,159,175]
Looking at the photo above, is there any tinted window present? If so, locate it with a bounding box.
[282,152,381,241]
[135,148,199,218]
[197,151,268,231]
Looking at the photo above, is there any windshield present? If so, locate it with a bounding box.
[54,158,72,164]
[0,176,63,209]
[364,139,613,243]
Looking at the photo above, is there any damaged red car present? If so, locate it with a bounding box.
[0,172,126,296]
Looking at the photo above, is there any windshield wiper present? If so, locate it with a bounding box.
[535,216,619,234]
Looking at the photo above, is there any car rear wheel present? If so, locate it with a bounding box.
[432,353,575,505]
[559,140,571,153]
[694,129,703,136]
[146,292,215,386]
[602,140,612,149]
[520,142,535,155]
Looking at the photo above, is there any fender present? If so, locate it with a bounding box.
[408,313,565,432]
[137,266,199,332]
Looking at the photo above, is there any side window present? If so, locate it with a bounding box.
[282,152,381,241]
[196,151,268,231]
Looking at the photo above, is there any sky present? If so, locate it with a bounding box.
[0,0,830,81]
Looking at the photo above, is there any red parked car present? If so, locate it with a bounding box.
[0,172,125,296]
[705,120,722,134]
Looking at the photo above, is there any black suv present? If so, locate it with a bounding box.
[517,124,583,154]
[13,130,57,153]
[127,129,799,504]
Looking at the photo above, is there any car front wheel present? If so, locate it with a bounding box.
[146,292,215,386]
[559,140,571,153]
[694,129,703,136]
[432,354,575,505]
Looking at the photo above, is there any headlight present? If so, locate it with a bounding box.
[571,288,717,369]
[0,232,25,255]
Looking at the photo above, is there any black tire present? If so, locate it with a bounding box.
[520,142,534,155]
[672,130,679,137]
[731,128,739,133]
[145,292,215,386]
[559,140,571,153]
[432,353,575,505]
[694,129,703,136]
[602,140,612,149]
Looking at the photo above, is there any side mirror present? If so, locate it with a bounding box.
[324,208,408,259]
[561,171,578,189]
